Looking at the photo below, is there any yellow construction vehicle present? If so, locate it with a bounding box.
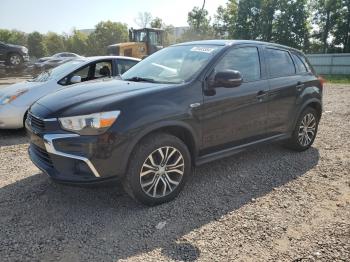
[107,28,164,59]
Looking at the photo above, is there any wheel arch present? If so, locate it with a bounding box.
[292,98,322,131]
[126,121,199,167]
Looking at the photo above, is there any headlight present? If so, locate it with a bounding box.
[21,47,28,53]
[59,111,121,135]
[0,89,28,105]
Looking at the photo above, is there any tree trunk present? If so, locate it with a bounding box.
[323,10,331,53]
[345,2,350,52]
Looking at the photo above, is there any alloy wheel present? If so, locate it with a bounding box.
[140,146,184,198]
[298,113,316,147]
[10,55,21,65]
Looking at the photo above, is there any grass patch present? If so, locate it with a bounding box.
[321,75,350,84]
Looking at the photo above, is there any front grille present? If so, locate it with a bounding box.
[27,113,45,132]
[31,144,53,168]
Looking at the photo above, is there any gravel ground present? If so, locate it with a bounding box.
[0,81,349,262]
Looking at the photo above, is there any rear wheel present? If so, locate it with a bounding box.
[285,107,319,151]
[123,133,191,206]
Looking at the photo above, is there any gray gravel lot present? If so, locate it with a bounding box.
[0,80,349,262]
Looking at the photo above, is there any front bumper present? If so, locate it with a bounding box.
[26,116,130,184]
[22,54,30,62]
[28,134,104,183]
[0,104,27,129]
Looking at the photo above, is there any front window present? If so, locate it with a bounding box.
[134,30,147,42]
[215,47,261,82]
[31,60,85,82]
[122,45,223,84]
[149,31,162,46]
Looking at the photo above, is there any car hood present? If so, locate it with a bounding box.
[0,81,46,97]
[6,43,24,49]
[34,79,168,117]
[37,57,52,62]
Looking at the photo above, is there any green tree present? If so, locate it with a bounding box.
[234,0,262,39]
[312,0,342,53]
[261,0,278,41]
[0,29,27,45]
[213,1,238,38]
[187,6,211,34]
[181,6,214,41]
[66,30,88,55]
[27,31,46,58]
[273,0,311,51]
[0,29,12,42]
[333,0,350,52]
[44,32,66,55]
[87,21,128,56]
[150,17,164,28]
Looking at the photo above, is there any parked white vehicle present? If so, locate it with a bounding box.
[0,56,140,129]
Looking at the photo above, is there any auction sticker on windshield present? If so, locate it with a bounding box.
[190,46,216,53]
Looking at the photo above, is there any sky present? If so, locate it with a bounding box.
[0,0,228,34]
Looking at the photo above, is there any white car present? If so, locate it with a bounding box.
[0,56,140,129]
[34,52,83,70]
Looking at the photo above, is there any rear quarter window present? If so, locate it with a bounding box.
[299,55,313,72]
[291,53,308,73]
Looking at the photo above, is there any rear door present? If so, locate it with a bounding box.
[200,45,270,153]
[264,47,299,135]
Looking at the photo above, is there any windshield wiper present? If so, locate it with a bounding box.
[124,76,156,83]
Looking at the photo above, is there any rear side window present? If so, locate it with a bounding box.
[215,47,261,82]
[291,53,307,73]
[266,48,295,78]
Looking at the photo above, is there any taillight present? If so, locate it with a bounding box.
[318,76,326,91]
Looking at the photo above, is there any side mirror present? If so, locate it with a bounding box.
[70,75,81,84]
[209,70,243,88]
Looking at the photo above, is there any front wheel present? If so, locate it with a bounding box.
[285,107,320,151]
[123,133,191,206]
[7,53,23,67]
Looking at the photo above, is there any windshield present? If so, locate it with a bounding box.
[122,45,223,84]
[134,30,147,42]
[31,59,86,82]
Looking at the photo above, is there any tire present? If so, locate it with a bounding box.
[284,107,320,151]
[7,53,23,67]
[23,111,28,128]
[123,133,192,206]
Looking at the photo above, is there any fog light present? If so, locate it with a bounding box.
[75,161,91,175]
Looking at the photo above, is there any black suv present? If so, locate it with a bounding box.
[26,40,323,206]
[0,41,29,66]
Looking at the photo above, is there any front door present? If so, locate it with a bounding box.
[200,46,269,154]
[0,43,6,61]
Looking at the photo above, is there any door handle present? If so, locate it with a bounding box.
[296,82,305,91]
[256,90,267,101]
